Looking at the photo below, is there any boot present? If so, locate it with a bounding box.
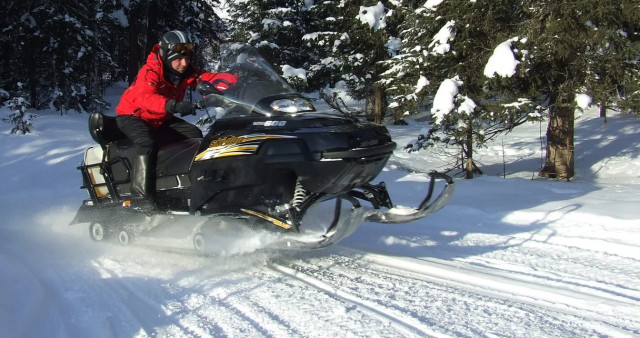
[129,154,156,211]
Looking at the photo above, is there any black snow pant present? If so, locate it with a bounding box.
[116,115,203,202]
[116,115,203,156]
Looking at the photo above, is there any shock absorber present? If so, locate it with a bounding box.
[291,179,308,208]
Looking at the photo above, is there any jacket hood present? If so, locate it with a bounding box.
[146,45,165,76]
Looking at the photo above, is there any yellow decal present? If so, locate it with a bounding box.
[241,208,292,230]
[195,134,296,161]
[208,136,245,148]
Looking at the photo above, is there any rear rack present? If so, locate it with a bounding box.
[78,156,130,204]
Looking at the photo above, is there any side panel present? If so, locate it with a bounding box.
[189,138,304,214]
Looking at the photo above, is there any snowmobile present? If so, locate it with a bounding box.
[70,42,454,253]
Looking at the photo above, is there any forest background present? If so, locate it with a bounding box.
[1,0,639,179]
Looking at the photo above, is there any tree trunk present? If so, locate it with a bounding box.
[23,34,38,108]
[539,90,575,180]
[599,102,607,125]
[373,85,385,124]
[145,0,158,54]
[464,124,474,179]
[127,22,141,84]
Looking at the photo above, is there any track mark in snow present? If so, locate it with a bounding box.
[464,244,640,302]
[268,262,447,337]
[92,258,198,337]
[269,250,614,336]
[337,247,640,335]
[182,275,302,337]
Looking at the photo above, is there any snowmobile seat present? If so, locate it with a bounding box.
[88,112,127,149]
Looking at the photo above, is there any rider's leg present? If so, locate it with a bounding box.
[116,116,156,210]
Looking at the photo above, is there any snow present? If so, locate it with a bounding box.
[576,93,593,109]
[281,65,307,81]
[431,76,462,124]
[356,2,387,30]
[384,36,402,56]
[484,38,520,78]
[429,20,455,54]
[457,95,476,115]
[1,83,640,337]
[423,0,444,10]
[415,75,429,94]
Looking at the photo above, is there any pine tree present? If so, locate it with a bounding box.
[96,0,131,84]
[382,0,535,178]
[2,1,50,109]
[227,0,311,69]
[2,1,110,113]
[3,96,38,135]
[578,2,640,120]
[40,1,110,114]
[226,0,402,123]
[304,0,401,123]
[301,0,352,90]
[382,0,640,179]
[515,0,640,179]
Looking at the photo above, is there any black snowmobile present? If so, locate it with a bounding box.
[70,42,454,253]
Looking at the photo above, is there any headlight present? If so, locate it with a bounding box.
[270,98,315,113]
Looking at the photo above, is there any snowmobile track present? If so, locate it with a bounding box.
[334,246,640,334]
[267,263,444,337]
[264,249,620,336]
[91,259,197,337]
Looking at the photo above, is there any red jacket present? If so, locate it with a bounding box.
[116,44,201,128]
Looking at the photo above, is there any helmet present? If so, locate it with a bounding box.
[159,30,195,63]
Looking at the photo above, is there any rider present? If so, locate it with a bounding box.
[116,30,237,211]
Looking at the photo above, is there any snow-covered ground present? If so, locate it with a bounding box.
[1,87,639,337]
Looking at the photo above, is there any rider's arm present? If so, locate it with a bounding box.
[133,67,176,118]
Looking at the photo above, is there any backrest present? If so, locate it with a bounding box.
[88,112,127,148]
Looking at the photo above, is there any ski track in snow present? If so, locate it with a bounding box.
[266,247,638,337]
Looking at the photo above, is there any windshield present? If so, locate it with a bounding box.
[199,42,309,118]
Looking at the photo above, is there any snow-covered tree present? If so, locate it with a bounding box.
[96,0,131,84]
[383,0,640,179]
[381,0,536,178]
[41,1,111,114]
[3,1,111,113]
[2,1,51,109]
[3,96,38,135]
[299,0,350,90]
[227,0,311,70]
[513,0,640,179]
[303,0,401,122]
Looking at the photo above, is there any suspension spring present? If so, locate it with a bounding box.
[291,180,308,208]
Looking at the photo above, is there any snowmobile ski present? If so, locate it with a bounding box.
[363,172,454,224]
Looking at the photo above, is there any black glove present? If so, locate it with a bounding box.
[165,99,196,116]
